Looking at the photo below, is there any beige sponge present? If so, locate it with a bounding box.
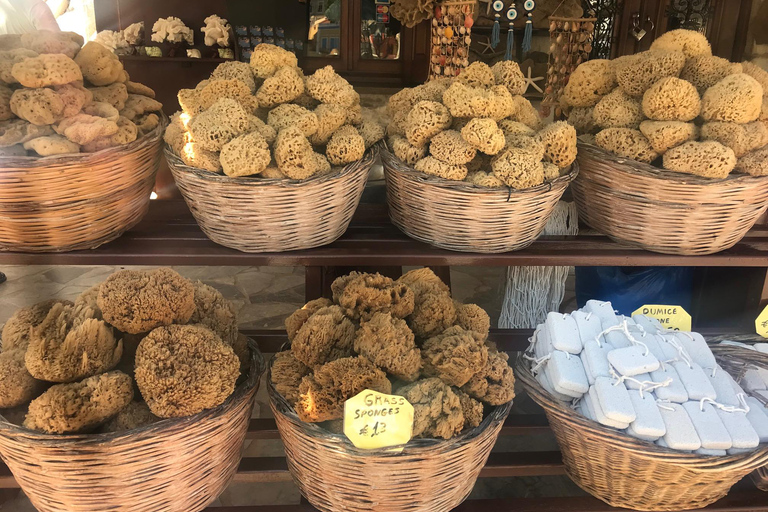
[389,134,426,165]
[662,140,736,179]
[701,121,768,157]
[616,50,686,97]
[429,129,476,165]
[701,73,763,124]
[595,128,659,163]
[681,55,742,93]
[461,118,505,155]
[187,98,251,152]
[274,125,318,179]
[538,121,577,168]
[326,125,366,166]
[492,60,526,95]
[736,146,768,176]
[562,59,615,107]
[220,131,271,177]
[639,120,698,153]
[414,156,468,181]
[642,77,701,122]
[404,100,451,147]
[650,29,712,58]
[593,89,644,129]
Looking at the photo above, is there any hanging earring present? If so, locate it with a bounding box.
[491,0,504,49]
[504,3,517,61]
[522,0,535,54]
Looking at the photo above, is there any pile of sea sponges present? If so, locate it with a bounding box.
[564,29,768,179]
[165,44,385,179]
[0,267,249,434]
[386,61,577,189]
[271,268,515,440]
[0,31,162,156]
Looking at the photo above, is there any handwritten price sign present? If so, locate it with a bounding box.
[343,390,414,450]
[632,304,691,332]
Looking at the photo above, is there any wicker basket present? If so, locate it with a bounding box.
[382,147,578,253]
[0,120,165,253]
[0,339,264,512]
[166,146,375,253]
[573,143,768,256]
[267,359,513,512]
[516,342,768,511]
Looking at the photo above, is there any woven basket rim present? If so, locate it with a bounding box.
[266,353,513,456]
[165,144,378,189]
[0,113,168,168]
[515,342,768,472]
[381,143,579,195]
[0,336,265,446]
[578,141,768,187]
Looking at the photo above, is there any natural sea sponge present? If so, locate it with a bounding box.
[125,81,155,98]
[256,66,304,108]
[135,113,159,136]
[11,53,82,88]
[24,371,133,434]
[180,142,221,172]
[0,348,42,408]
[414,156,468,181]
[188,98,251,151]
[20,30,82,58]
[650,29,712,58]
[702,121,768,157]
[357,112,385,148]
[310,102,347,145]
[10,88,64,125]
[271,350,310,405]
[220,131,271,177]
[23,134,79,155]
[305,65,358,107]
[593,89,643,129]
[0,118,53,146]
[397,267,450,299]
[461,348,515,405]
[285,297,334,341]
[616,50,686,97]
[97,267,195,334]
[457,388,484,428]
[458,61,494,88]
[296,356,391,422]
[701,73,763,123]
[120,94,162,122]
[508,96,543,130]
[498,119,535,138]
[409,291,457,339]
[562,59,615,107]
[567,107,598,134]
[135,324,239,418]
[442,82,513,121]
[642,77,701,122]
[1,299,70,351]
[0,84,12,120]
[354,312,421,381]
[595,128,659,163]
[538,121,577,168]
[492,60,526,95]
[491,138,546,189]
[334,272,415,321]
[389,134,426,165]
[54,113,119,145]
[102,401,158,432]
[197,79,253,111]
[741,61,768,95]
[292,305,356,368]
[326,124,366,165]
[736,146,768,176]
[267,103,318,137]
[89,83,128,110]
[663,140,736,178]
[75,42,124,86]
[404,100,451,147]
[83,101,120,122]
[466,170,505,188]
[79,114,135,152]
[177,88,203,116]
[54,82,90,117]
[681,55,742,93]
[429,129,476,165]
[639,120,698,153]
[461,118,505,155]
[454,303,490,340]
[211,60,256,92]
[422,326,488,387]
[250,43,298,79]
[397,378,465,439]
[188,281,238,345]
[274,125,318,179]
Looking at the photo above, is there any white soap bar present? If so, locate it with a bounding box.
[716,409,759,450]
[755,343,768,354]
[673,362,717,401]
[651,365,689,403]
[755,390,768,402]
[587,386,630,429]
[627,423,660,442]
[594,376,636,424]
[582,339,613,385]
[682,401,732,450]
[572,310,605,344]
[696,448,727,456]
[675,332,717,369]
[742,370,767,392]
[707,366,741,407]
[545,313,582,354]
[659,403,702,451]
[608,346,660,376]
[584,300,619,328]
[546,350,589,395]
[632,315,664,334]
[605,329,633,349]
[745,397,768,443]
[534,325,554,360]
[628,391,666,439]
[655,334,683,362]
[536,369,574,402]
[625,373,653,391]
[579,396,596,420]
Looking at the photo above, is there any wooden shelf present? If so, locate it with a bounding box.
[118,55,234,63]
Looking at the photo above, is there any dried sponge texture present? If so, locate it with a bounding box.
[120,94,162,121]
[741,61,768,94]
[701,73,763,123]
[247,115,276,144]
[595,128,659,163]
[24,371,133,434]
[20,30,82,57]
[642,77,701,121]
[681,55,742,93]
[491,141,546,189]
[256,66,304,108]
[249,43,298,79]
[397,378,464,439]
[639,120,698,153]
[442,82,513,121]
[566,107,598,134]
[305,65,358,107]
[736,146,768,176]
[11,53,82,88]
[211,60,256,92]
[54,113,119,145]
[429,129,476,164]
[220,131,271,177]
[409,292,457,339]
[55,82,91,117]
[357,113,385,148]
[296,356,391,422]
[75,42,124,86]
[285,298,334,341]
[188,98,251,151]
[97,268,195,334]
[492,60,526,95]
[543,162,563,181]
[80,116,137,153]
[458,61,495,88]
[457,388,484,428]
[267,104,319,137]
[292,305,356,368]
[0,84,12,120]
[326,124,366,165]
[310,103,347,145]
[334,272,415,321]
[126,81,155,98]
[177,88,203,116]
[102,401,158,432]
[562,59,615,107]
[405,100,451,147]
[188,281,238,345]
[421,326,488,387]
[593,89,644,129]
[135,325,240,418]
[702,121,768,157]
[89,83,128,110]
[10,87,64,125]
[509,96,543,130]
[466,170,505,188]
[274,125,318,179]
[663,140,737,179]
[0,118,53,146]
[616,50,686,97]
[539,121,577,168]
[454,303,490,340]
[0,348,41,408]
[397,267,450,299]
[414,156,468,181]
[461,118,505,155]
[354,312,421,381]
[390,134,426,165]
[197,79,253,111]
[1,299,69,351]
[498,119,535,138]
[83,101,119,122]
[180,142,221,173]
[271,350,310,405]
[461,348,515,405]
[650,29,712,58]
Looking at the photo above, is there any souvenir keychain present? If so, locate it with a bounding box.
[504,2,517,60]
[491,0,504,49]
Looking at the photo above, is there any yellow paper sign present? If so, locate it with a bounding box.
[632,304,692,332]
[343,390,414,450]
[755,305,768,338]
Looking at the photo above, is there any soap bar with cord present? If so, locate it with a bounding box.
[536,369,574,402]
[545,312,582,354]
[673,361,717,401]
[745,397,768,443]
[624,373,653,391]
[582,338,613,385]
[659,402,702,451]
[587,386,630,429]
[584,300,619,329]
[716,409,759,449]
[608,345,660,376]
[593,376,636,424]
[682,401,732,450]
[675,332,717,370]
[707,366,741,407]
[572,310,605,344]
[545,350,589,396]
[627,390,666,439]
[534,325,554,360]
[632,314,664,334]
[651,364,689,403]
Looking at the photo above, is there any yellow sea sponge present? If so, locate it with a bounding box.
[595,127,659,163]
[305,65,358,107]
[498,119,535,137]
[10,87,64,125]
[197,79,253,110]
[650,29,712,58]
[461,118,505,155]
[538,121,577,168]
[267,103,319,137]
[326,124,366,165]
[701,121,768,157]
[356,112,385,148]
[220,131,271,177]
[663,140,736,178]
[414,156,468,180]
[492,60,526,95]
[211,60,256,93]
[429,129,476,165]
[567,106,598,134]
[187,98,251,151]
[491,136,545,189]
[562,59,615,107]
[681,55,742,93]
[508,96,543,130]
[442,81,499,119]
[54,113,119,145]
[466,170,505,188]
[75,42,124,86]
[404,100,451,147]
[310,102,347,145]
[23,134,79,155]
[642,77,701,121]
[736,146,768,176]
[701,73,763,123]
[389,134,426,165]
[593,89,644,129]
[457,61,495,88]
[274,125,318,179]
[120,94,162,122]
[616,50,686,97]
[89,83,127,110]
[249,43,298,79]
[12,53,82,88]
[741,61,768,95]
[639,120,698,153]
[180,142,221,172]
[0,118,52,146]
[256,66,304,108]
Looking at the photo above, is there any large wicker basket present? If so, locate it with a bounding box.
[573,143,768,255]
[267,359,513,512]
[382,147,578,253]
[517,342,768,511]
[0,121,165,253]
[166,146,375,253]
[0,339,264,512]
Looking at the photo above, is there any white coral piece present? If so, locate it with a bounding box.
[202,15,230,47]
[152,17,194,45]
[93,30,127,52]
[123,22,144,46]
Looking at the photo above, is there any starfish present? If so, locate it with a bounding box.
[477,35,497,55]
[523,66,545,94]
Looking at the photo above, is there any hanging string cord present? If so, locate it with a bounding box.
[505,21,515,60]
[491,14,501,48]
[609,365,672,395]
[618,320,652,356]
[523,353,551,373]
[656,399,676,412]
[700,395,750,414]
[522,13,533,53]
[662,333,693,369]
